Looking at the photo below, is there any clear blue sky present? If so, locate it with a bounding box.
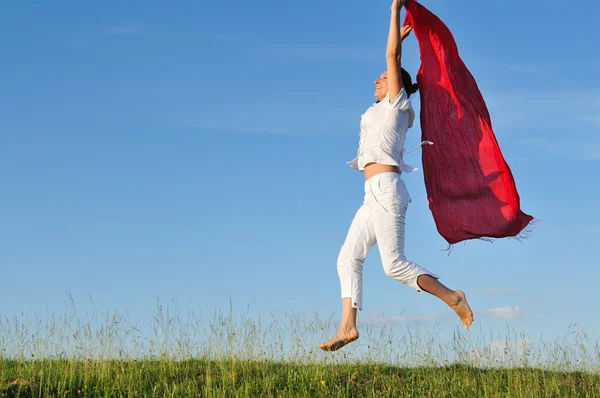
[2,0,599,353]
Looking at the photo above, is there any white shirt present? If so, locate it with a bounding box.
[348,89,432,173]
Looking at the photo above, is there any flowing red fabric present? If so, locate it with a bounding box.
[403,0,534,245]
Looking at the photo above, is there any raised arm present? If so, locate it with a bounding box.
[385,0,411,103]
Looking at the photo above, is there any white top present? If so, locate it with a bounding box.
[347,89,432,173]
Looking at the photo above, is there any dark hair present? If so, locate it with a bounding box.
[401,68,419,97]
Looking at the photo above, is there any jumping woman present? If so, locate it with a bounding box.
[319,0,474,352]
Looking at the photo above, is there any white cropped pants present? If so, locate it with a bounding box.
[337,172,439,310]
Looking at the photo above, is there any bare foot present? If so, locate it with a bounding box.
[318,328,359,352]
[451,290,474,328]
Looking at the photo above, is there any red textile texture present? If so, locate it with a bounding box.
[403,0,534,245]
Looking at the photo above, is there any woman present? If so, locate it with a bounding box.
[319,0,474,352]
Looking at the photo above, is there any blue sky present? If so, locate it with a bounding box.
[1,0,599,355]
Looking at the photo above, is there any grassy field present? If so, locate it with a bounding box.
[2,358,600,397]
[1,302,599,397]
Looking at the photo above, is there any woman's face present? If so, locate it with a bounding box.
[374,71,389,101]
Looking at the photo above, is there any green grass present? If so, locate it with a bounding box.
[1,300,599,397]
[1,358,600,397]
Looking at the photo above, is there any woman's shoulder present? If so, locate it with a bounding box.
[382,89,414,112]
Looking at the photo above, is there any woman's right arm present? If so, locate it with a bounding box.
[385,0,412,103]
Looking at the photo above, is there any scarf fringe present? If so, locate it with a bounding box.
[512,218,541,241]
[443,218,541,255]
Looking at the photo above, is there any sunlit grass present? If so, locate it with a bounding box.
[1,297,598,397]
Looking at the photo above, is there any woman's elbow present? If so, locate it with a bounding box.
[385,51,399,59]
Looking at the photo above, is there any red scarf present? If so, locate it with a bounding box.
[403,0,534,245]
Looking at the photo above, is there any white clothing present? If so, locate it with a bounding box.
[347,89,432,174]
[338,88,437,311]
[337,172,439,310]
